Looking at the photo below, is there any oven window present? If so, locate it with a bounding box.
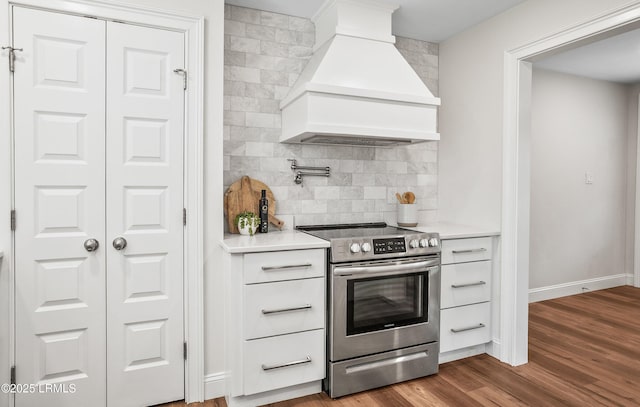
[346,272,428,335]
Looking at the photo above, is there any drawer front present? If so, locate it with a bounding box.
[244,249,325,284]
[244,278,325,340]
[441,237,493,265]
[441,261,491,309]
[243,329,325,396]
[440,302,491,353]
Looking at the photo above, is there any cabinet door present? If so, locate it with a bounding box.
[244,249,325,283]
[441,261,492,309]
[440,302,491,353]
[13,7,107,407]
[441,237,493,265]
[105,22,185,407]
[244,278,325,339]
[243,329,325,396]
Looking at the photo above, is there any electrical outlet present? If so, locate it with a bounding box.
[585,172,593,184]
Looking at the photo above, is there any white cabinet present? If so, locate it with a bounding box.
[439,237,494,358]
[225,248,326,407]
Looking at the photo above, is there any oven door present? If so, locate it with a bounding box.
[330,257,440,362]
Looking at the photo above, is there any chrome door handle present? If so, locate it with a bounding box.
[333,260,438,276]
[84,238,99,252]
[261,263,312,271]
[451,248,487,254]
[112,237,127,251]
[451,281,487,288]
[450,323,485,333]
[261,356,311,371]
[261,304,312,315]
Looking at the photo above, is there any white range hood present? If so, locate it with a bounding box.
[280,0,441,146]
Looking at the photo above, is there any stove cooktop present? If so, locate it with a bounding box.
[297,223,419,241]
[297,222,440,263]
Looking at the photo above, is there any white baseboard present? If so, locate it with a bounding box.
[439,344,486,364]
[529,274,628,303]
[626,273,635,285]
[204,372,226,401]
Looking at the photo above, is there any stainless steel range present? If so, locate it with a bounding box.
[297,222,441,398]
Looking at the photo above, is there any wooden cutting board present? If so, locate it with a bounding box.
[224,176,285,234]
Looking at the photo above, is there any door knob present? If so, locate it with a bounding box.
[112,237,127,251]
[84,238,99,252]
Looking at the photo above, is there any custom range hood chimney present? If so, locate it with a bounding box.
[279,0,441,147]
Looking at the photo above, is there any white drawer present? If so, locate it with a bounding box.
[441,260,491,309]
[441,237,493,265]
[244,249,325,284]
[244,278,325,340]
[440,302,491,353]
[243,329,325,396]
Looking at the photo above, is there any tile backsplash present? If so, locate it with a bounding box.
[223,5,439,229]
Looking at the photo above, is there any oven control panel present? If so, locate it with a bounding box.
[329,233,440,263]
[373,237,406,254]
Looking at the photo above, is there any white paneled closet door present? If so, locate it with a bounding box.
[105,22,185,407]
[13,7,107,407]
[12,7,185,407]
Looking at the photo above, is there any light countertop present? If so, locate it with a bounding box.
[220,230,330,254]
[392,222,500,240]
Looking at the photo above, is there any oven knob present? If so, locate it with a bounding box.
[350,243,361,253]
[361,242,372,253]
[419,238,428,248]
[428,237,439,247]
[409,239,419,249]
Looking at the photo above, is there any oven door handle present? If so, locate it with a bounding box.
[333,260,438,277]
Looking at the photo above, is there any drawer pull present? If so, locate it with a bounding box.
[451,323,485,333]
[451,248,487,254]
[451,281,487,289]
[261,263,312,271]
[261,304,312,315]
[262,356,312,371]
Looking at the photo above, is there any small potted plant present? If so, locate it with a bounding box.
[235,211,260,236]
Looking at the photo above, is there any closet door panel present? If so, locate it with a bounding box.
[105,21,185,407]
[13,7,107,407]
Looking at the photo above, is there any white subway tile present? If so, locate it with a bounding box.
[224,65,260,83]
[227,36,260,54]
[261,11,289,27]
[224,20,245,37]
[230,6,260,24]
[364,186,386,200]
[246,24,276,41]
[246,112,278,128]
[314,186,340,200]
[289,16,314,32]
[245,141,274,157]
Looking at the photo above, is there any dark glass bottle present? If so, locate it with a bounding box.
[259,189,269,233]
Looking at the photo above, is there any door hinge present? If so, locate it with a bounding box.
[2,46,23,73]
[183,342,187,360]
[173,68,187,90]
[10,210,16,231]
[183,208,187,226]
[10,366,15,385]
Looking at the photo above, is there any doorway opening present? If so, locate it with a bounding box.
[502,3,640,366]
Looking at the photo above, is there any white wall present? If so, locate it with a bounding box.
[438,0,636,228]
[529,68,629,290]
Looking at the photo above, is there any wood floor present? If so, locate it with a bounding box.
[164,286,640,407]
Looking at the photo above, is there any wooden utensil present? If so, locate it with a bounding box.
[403,191,416,204]
[395,192,406,204]
[224,176,285,233]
